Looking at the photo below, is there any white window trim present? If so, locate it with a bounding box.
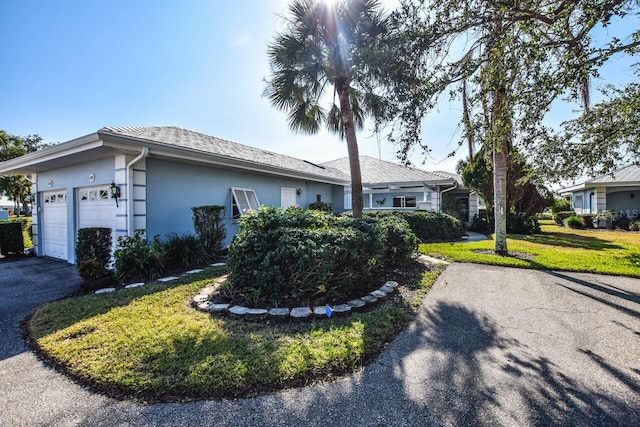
[231,187,260,218]
[393,195,417,208]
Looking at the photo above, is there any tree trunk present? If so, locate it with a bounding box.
[493,147,508,253]
[336,81,364,218]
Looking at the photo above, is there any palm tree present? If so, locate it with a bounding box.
[265,0,388,217]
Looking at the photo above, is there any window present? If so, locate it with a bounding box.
[573,194,583,210]
[392,196,417,208]
[231,188,260,218]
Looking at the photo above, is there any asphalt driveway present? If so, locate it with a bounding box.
[1,258,639,426]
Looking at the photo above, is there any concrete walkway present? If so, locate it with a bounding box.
[463,230,489,242]
[1,258,639,426]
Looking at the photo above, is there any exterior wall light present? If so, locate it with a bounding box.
[296,188,302,196]
[110,182,121,207]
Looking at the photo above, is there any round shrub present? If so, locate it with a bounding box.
[564,216,585,229]
[376,215,420,264]
[225,206,416,307]
[630,221,640,232]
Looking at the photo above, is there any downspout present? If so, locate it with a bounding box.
[438,181,458,213]
[126,147,149,236]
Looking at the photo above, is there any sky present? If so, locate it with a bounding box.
[1,0,637,176]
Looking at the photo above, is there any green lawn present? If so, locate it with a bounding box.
[422,220,640,277]
[27,265,441,401]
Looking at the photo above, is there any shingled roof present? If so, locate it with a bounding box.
[321,155,455,186]
[98,126,350,183]
[589,164,640,184]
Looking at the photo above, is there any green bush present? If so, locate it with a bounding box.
[630,221,640,232]
[363,210,464,241]
[469,213,490,233]
[552,198,573,213]
[309,201,333,213]
[0,222,24,255]
[226,206,416,306]
[162,233,212,270]
[595,210,616,229]
[553,211,577,226]
[507,212,541,234]
[114,231,164,283]
[376,215,420,264]
[192,205,226,252]
[76,228,113,287]
[580,215,595,229]
[564,216,585,229]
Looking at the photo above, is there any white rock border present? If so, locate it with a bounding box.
[191,280,399,322]
[93,263,227,294]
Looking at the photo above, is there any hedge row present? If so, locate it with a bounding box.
[363,210,465,241]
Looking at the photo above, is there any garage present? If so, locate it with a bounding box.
[41,190,68,260]
[77,186,116,248]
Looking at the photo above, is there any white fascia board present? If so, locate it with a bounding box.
[0,133,102,174]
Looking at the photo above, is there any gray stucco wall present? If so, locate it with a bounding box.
[145,158,340,246]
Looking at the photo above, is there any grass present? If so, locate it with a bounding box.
[26,264,442,401]
[422,220,640,277]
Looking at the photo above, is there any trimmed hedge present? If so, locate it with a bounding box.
[0,222,24,255]
[363,210,464,241]
[226,206,418,306]
[76,227,113,288]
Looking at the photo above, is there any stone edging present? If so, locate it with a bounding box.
[190,277,399,321]
[93,262,227,294]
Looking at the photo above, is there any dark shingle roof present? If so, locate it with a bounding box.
[98,126,350,183]
[321,155,455,185]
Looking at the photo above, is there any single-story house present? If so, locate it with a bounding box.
[0,126,478,263]
[559,164,640,220]
[0,126,351,263]
[321,156,481,224]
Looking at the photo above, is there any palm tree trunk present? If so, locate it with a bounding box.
[336,82,364,218]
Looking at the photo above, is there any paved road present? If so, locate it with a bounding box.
[1,258,639,426]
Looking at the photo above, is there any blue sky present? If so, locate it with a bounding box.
[1,1,637,174]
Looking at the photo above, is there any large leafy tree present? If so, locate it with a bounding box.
[533,79,640,180]
[0,131,46,215]
[265,0,389,217]
[381,0,639,253]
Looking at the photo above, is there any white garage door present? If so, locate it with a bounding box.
[42,190,68,260]
[78,186,116,245]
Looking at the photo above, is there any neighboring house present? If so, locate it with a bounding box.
[0,126,350,263]
[321,156,480,224]
[559,164,640,220]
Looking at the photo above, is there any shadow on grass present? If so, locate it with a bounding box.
[67,292,640,425]
[509,231,624,250]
